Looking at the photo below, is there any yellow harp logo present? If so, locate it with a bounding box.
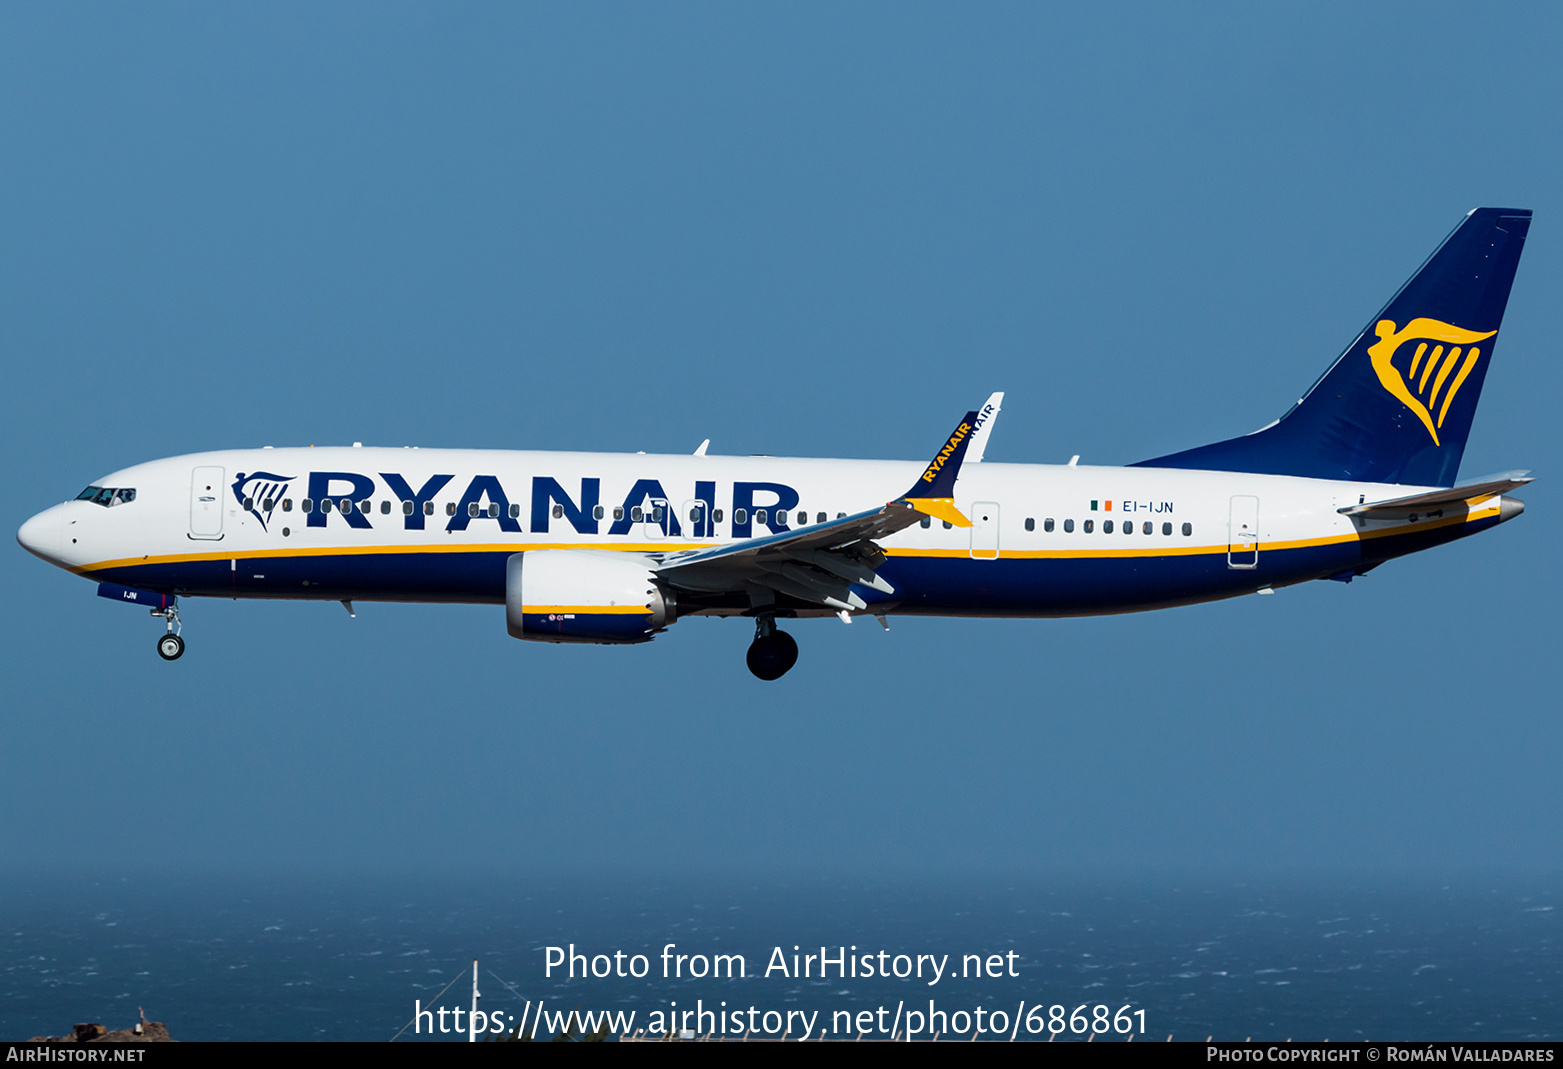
[1367,318,1496,446]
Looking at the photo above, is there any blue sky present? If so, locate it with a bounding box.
[3,2,1560,880]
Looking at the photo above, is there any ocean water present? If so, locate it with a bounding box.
[1,874,1556,1042]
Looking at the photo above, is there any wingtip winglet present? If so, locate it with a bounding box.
[891,406,985,524]
[903,410,979,497]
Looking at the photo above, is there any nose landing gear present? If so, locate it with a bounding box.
[746,614,798,680]
[152,602,184,661]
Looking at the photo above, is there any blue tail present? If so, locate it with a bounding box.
[1135,208,1531,487]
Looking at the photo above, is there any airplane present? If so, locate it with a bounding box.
[16,207,1534,680]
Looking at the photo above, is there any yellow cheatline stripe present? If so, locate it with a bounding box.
[73,503,1505,574]
[74,540,719,575]
[523,605,650,615]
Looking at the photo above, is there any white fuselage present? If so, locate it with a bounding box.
[16,446,1509,618]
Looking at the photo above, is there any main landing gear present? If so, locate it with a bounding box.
[152,601,184,661]
[746,615,798,681]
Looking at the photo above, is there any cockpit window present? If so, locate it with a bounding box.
[76,486,136,507]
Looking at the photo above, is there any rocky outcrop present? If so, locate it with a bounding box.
[28,1020,174,1042]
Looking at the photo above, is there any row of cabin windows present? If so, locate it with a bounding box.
[242,497,1198,539]
[916,515,1194,537]
[1020,517,1193,536]
[242,498,849,527]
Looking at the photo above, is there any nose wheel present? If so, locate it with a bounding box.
[746,615,798,680]
[151,601,184,661]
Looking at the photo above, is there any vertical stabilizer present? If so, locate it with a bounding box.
[1135,208,1531,486]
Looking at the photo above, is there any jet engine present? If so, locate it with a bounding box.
[506,549,676,644]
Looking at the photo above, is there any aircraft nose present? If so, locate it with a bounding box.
[17,506,64,563]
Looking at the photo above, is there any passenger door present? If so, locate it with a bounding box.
[1228,495,1259,569]
[189,466,225,540]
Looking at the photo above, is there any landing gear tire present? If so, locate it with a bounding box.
[746,630,798,680]
[157,634,185,661]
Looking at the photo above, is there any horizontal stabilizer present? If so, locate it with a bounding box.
[1339,471,1532,516]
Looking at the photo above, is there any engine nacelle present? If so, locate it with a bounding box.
[506,549,676,644]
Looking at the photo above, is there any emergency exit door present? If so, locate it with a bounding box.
[970,502,1000,560]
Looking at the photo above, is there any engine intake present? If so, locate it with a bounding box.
[506,550,675,644]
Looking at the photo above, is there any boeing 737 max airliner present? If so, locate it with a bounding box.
[17,208,1534,679]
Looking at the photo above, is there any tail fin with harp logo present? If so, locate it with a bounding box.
[1135,208,1531,487]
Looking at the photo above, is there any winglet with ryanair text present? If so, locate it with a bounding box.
[894,408,982,527]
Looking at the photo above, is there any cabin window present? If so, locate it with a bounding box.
[713,508,724,523]
[402,500,413,515]
[320,499,333,513]
[593,505,605,520]
[816,512,826,524]
[1044,518,1055,532]
[1063,518,1073,533]
[510,503,521,519]
[632,506,643,522]
[755,509,767,525]
[1085,519,1096,533]
[1025,517,1034,531]
[689,506,700,522]
[468,503,479,517]
[733,508,747,525]
[424,501,434,516]
[261,498,274,511]
[1182,522,1192,536]
[1103,520,1113,534]
[282,499,293,513]
[340,498,353,513]
[1143,521,1152,535]
[613,507,624,521]
[837,512,846,519]
[445,502,456,516]
[552,504,564,519]
[1124,521,1132,535]
[1162,522,1172,535]
[379,500,390,515]
[652,506,664,522]
[244,496,255,510]
[358,499,370,513]
[302,499,314,514]
[942,520,953,530]
[488,503,500,518]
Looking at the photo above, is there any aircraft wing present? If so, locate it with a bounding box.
[1338,470,1533,517]
[655,406,986,612]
